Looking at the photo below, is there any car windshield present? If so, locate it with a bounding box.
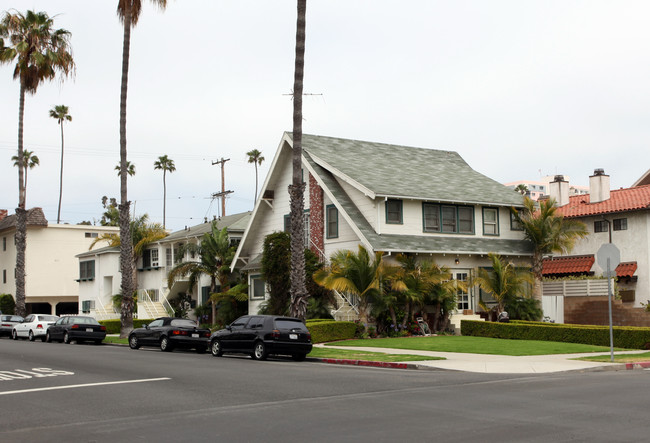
[71,317,99,325]
[275,319,308,331]
[170,319,197,328]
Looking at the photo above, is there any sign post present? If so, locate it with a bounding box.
[597,243,620,362]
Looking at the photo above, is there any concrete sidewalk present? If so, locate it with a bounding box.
[317,344,650,374]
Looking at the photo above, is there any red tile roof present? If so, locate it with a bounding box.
[556,184,650,218]
[542,255,595,276]
[616,261,637,278]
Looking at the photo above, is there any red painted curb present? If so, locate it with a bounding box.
[319,358,409,369]
[625,361,650,370]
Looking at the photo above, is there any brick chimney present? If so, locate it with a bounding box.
[589,169,610,204]
[549,175,570,206]
[0,209,7,221]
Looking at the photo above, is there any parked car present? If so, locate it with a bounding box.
[12,314,59,341]
[46,316,107,345]
[210,315,312,361]
[1,315,24,337]
[128,317,210,353]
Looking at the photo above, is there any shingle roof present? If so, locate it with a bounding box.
[0,208,48,232]
[295,134,524,207]
[556,185,650,218]
[542,255,595,276]
[163,212,251,242]
[77,245,120,258]
[616,261,637,278]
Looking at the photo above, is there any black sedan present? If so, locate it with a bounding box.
[46,316,107,344]
[128,317,210,353]
[210,315,312,361]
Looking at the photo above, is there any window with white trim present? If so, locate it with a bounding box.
[482,208,499,236]
[326,205,338,239]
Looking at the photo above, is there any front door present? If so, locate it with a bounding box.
[454,271,470,312]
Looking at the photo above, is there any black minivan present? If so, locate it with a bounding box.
[210,315,312,361]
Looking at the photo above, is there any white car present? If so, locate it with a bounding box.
[12,314,59,342]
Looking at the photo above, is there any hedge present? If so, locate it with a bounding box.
[306,320,357,344]
[461,320,650,349]
[99,319,155,334]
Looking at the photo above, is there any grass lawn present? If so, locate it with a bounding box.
[326,336,618,356]
[307,347,443,362]
[104,336,128,345]
[575,352,650,363]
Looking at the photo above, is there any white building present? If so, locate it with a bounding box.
[233,133,533,326]
[0,208,119,315]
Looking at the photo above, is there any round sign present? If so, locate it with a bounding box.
[597,243,620,277]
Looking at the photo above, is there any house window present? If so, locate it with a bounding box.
[143,249,159,268]
[454,272,469,310]
[81,300,95,313]
[424,204,474,234]
[84,232,98,238]
[79,261,95,280]
[385,199,403,224]
[230,237,241,248]
[250,275,266,300]
[613,218,627,231]
[594,220,608,233]
[483,208,499,236]
[166,248,172,266]
[423,203,440,232]
[510,212,523,231]
[2,269,6,284]
[326,205,338,239]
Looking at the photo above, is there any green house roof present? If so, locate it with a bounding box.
[294,134,523,207]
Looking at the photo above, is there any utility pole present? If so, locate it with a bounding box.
[211,158,233,217]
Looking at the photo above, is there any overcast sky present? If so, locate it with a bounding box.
[2,0,649,232]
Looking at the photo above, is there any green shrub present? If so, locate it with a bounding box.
[0,294,15,315]
[306,320,357,343]
[461,320,650,349]
[99,319,155,334]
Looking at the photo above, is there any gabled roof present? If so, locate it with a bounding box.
[632,169,650,187]
[0,208,48,232]
[555,185,650,218]
[163,211,251,242]
[296,133,524,207]
[542,255,595,276]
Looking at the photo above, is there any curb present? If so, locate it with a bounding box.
[315,358,427,370]
[625,361,650,370]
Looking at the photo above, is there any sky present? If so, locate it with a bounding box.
[2,1,649,232]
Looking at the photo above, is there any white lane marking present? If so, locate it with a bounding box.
[0,377,171,396]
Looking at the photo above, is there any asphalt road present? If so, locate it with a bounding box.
[1,337,649,443]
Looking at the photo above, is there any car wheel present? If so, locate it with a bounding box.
[252,341,268,360]
[160,336,173,352]
[128,335,140,350]
[12,329,18,340]
[292,353,307,362]
[28,330,35,342]
[63,332,71,344]
[211,339,223,357]
[45,331,52,343]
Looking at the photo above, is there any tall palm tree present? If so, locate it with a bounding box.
[475,253,534,315]
[167,223,235,324]
[115,161,135,176]
[116,0,168,337]
[0,10,74,316]
[11,150,40,201]
[511,197,588,301]
[246,149,265,203]
[313,245,385,323]
[153,155,176,228]
[49,105,72,224]
[289,0,308,320]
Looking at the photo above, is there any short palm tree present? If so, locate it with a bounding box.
[167,223,235,324]
[49,105,72,224]
[11,150,39,201]
[475,253,534,315]
[511,197,588,301]
[154,155,176,228]
[115,161,135,176]
[1,9,74,316]
[246,149,265,203]
[314,245,385,324]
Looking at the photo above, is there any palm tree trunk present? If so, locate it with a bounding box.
[57,122,64,223]
[254,162,259,203]
[15,81,27,317]
[532,251,543,302]
[162,170,167,228]
[289,0,309,321]
[119,7,135,338]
